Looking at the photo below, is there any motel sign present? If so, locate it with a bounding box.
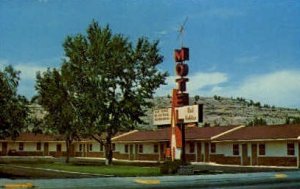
[153,104,203,125]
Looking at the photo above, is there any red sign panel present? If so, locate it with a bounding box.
[174,47,189,62]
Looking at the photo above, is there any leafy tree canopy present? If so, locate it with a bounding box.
[61,21,168,164]
[36,68,81,162]
[0,65,28,139]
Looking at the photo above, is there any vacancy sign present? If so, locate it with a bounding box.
[153,104,202,125]
[153,108,172,125]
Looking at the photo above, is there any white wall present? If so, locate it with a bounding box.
[215,141,299,158]
[7,142,18,151]
[114,143,159,154]
[216,143,234,156]
[74,142,102,152]
[49,142,66,151]
[90,142,101,152]
[116,143,125,153]
[264,141,298,157]
[142,143,155,154]
[24,142,37,151]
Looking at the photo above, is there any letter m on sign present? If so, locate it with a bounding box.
[174,48,189,62]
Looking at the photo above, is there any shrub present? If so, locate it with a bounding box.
[247,117,267,126]
[160,160,182,174]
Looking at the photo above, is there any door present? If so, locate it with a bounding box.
[204,142,209,162]
[83,144,86,157]
[56,144,62,157]
[44,143,49,156]
[251,143,257,165]
[2,142,8,156]
[70,144,75,157]
[135,144,138,160]
[197,142,202,162]
[242,144,249,165]
[129,144,134,160]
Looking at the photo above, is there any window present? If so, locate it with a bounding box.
[36,142,41,151]
[259,144,265,155]
[89,144,93,152]
[19,142,24,151]
[139,144,143,153]
[125,144,129,153]
[112,143,116,151]
[56,144,62,152]
[79,144,83,152]
[189,142,195,153]
[210,143,216,153]
[100,144,103,152]
[154,144,158,153]
[287,143,295,155]
[233,144,239,155]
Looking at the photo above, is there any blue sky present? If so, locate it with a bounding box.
[1,0,300,108]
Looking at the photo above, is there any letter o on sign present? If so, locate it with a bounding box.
[176,63,189,77]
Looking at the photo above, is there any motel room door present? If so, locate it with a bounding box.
[196,142,202,162]
[204,143,209,162]
[44,143,49,156]
[2,142,8,155]
[251,144,257,165]
[242,144,249,165]
[56,144,62,157]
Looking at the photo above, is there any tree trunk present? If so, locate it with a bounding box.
[65,138,72,163]
[105,133,113,165]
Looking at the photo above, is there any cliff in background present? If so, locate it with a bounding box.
[139,96,300,129]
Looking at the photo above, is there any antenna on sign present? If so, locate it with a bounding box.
[177,16,189,47]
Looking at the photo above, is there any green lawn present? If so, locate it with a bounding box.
[18,163,161,177]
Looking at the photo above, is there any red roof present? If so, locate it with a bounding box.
[113,126,240,142]
[186,125,238,140]
[113,128,170,142]
[214,124,300,141]
[2,133,63,142]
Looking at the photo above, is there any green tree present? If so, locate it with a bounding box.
[194,95,200,104]
[247,117,267,126]
[292,117,300,124]
[36,68,81,163]
[0,65,28,139]
[62,21,168,165]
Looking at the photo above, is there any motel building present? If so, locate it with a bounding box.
[0,124,300,168]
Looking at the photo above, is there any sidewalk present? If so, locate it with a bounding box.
[188,161,298,174]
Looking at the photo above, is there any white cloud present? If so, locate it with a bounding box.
[188,72,228,94]
[15,64,48,80]
[155,75,176,96]
[156,70,300,108]
[155,72,228,96]
[0,58,58,99]
[224,70,300,108]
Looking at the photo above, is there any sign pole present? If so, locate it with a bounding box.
[179,119,186,165]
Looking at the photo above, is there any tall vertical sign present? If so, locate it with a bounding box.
[170,47,190,161]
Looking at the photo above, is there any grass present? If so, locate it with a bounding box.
[12,162,161,177]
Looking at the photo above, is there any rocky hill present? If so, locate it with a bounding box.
[138,96,300,129]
